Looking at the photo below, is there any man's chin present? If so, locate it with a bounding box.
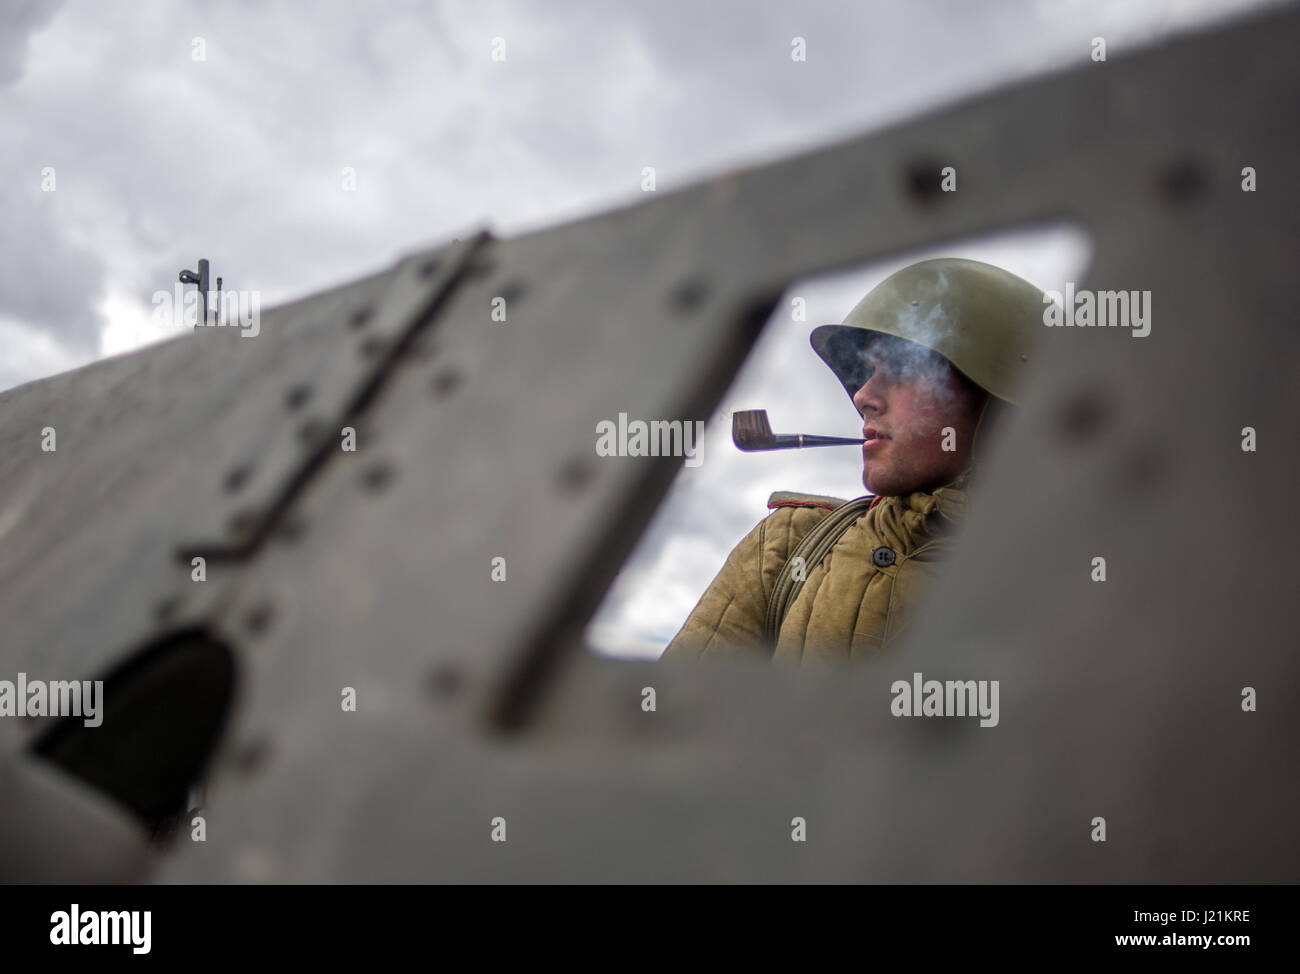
[863,470,898,497]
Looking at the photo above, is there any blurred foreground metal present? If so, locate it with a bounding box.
[1,5,1297,881]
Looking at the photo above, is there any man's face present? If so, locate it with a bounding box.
[852,334,989,496]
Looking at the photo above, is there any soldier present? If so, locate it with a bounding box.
[661,257,1047,665]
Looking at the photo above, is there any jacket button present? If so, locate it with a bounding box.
[872,546,896,567]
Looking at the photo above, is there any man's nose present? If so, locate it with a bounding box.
[853,373,887,415]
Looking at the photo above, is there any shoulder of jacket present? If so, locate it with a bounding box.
[930,484,967,522]
[765,490,850,513]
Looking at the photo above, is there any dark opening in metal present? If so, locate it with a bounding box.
[31,627,237,841]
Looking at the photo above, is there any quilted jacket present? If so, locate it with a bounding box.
[660,478,968,666]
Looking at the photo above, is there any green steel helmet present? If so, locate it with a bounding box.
[809,257,1047,408]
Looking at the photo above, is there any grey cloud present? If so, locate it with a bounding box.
[0,0,105,365]
[0,0,62,85]
[0,190,104,355]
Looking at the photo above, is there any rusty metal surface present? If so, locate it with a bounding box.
[0,4,1296,881]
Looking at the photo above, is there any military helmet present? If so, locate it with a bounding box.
[810,257,1047,407]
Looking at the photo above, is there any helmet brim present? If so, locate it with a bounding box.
[811,322,1020,407]
[809,324,888,403]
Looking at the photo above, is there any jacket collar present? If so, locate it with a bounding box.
[868,467,970,524]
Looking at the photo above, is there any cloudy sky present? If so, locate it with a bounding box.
[0,0,1275,656]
